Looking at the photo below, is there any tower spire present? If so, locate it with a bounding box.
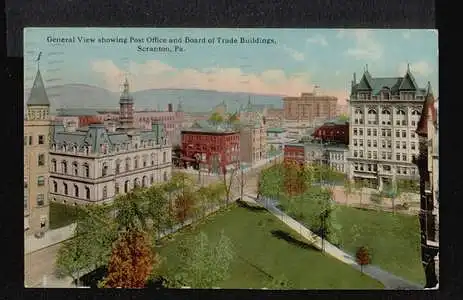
[407,63,410,72]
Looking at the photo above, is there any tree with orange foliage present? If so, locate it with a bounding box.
[102,230,156,288]
[355,246,371,274]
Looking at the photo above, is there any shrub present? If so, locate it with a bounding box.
[356,246,371,273]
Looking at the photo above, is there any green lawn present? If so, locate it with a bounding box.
[278,194,425,285]
[156,202,384,289]
[49,202,81,229]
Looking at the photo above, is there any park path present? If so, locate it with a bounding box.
[242,193,423,290]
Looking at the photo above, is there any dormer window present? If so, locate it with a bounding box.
[382,88,390,100]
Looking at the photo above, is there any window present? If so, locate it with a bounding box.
[354,163,359,170]
[37,176,45,186]
[134,157,139,169]
[397,167,401,174]
[102,163,108,177]
[383,165,391,171]
[61,161,67,173]
[359,140,364,147]
[116,160,121,174]
[115,183,120,194]
[359,150,364,158]
[151,154,155,165]
[85,186,90,199]
[72,162,78,176]
[353,139,358,146]
[143,157,147,167]
[367,110,377,125]
[411,133,416,138]
[74,185,79,197]
[381,109,392,125]
[124,181,130,193]
[373,129,377,137]
[411,142,416,150]
[360,164,364,171]
[373,140,377,147]
[387,152,392,160]
[373,151,378,159]
[368,164,372,171]
[402,141,407,149]
[125,158,131,171]
[29,136,33,145]
[53,181,57,193]
[24,192,28,210]
[83,164,90,177]
[402,154,407,161]
[163,171,168,181]
[38,154,45,166]
[38,135,45,145]
[37,194,44,206]
[367,151,372,159]
[367,140,371,147]
[359,129,363,136]
[402,130,406,138]
[381,140,386,148]
[63,183,68,195]
[367,129,371,136]
[381,152,386,160]
[396,141,400,149]
[382,129,386,137]
[353,128,358,136]
[387,140,392,148]
[396,153,401,161]
[163,152,167,163]
[103,186,107,199]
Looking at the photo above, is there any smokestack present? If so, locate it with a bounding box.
[168,103,173,112]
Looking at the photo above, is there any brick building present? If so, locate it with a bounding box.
[312,119,349,145]
[283,92,337,124]
[283,143,306,165]
[181,120,240,173]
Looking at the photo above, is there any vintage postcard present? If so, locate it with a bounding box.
[23,27,438,290]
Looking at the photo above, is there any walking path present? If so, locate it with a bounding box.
[25,223,76,255]
[242,193,423,290]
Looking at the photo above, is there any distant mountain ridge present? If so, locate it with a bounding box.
[24,84,284,113]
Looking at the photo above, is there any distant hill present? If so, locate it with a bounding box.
[24,84,284,113]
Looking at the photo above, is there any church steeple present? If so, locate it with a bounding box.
[119,76,134,129]
[26,53,50,121]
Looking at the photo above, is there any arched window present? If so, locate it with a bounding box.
[61,161,68,174]
[142,176,147,187]
[395,109,407,126]
[367,109,378,125]
[51,159,57,172]
[354,108,364,125]
[74,184,79,197]
[53,181,58,193]
[115,183,120,194]
[124,180,130,193]
[85,186,90,199]
[63,182,68,195]
[83,163,90,178]
[134,178,140,188]
[103,186,107,199]
[72,162,78,176]
[102,163,108,177]
[150,175,154,184]
[381,109,392,125]
[143,156,147,167]
[151,153,155,165]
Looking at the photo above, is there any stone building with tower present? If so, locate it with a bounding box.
[24,67,52,236]
[48,78,172,205]
[413,89,439,288]
[347,66,428,189]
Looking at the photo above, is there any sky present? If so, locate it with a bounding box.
[24,28,439,104]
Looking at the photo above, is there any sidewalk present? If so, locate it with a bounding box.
[25,223,76,254]
[242,193,423,290]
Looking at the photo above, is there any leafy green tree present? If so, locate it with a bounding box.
[338,114,349,122]
[343,178,354,205]
[145,185,170,238]
[55,237,90,287]
[166,231,234,288]
[209,112,224,124]
[113,188,149,232]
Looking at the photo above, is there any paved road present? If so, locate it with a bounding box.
[245,194,423,290]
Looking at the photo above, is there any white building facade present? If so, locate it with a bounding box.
[348,67,428,189]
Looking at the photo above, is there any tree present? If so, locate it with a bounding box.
[338,114,349,122]
[103,230,156,288]
[343,178,354,205]
[55,237,91,287]
[145,185,170,238]
[221,164,239,205]
[355,246,371,274]
[209,112,224,124]
[166,231,234,288]
[113,188,149,232]
[174,189,196,225]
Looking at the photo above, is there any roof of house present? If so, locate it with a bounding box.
[183,120,239,134]
[27,69,50,106]
[351,68,427,96]
[56,108,101,116]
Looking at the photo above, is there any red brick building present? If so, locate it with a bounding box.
[181,121,240,173]
[312,119,349,144]
[79,115,102,127]
[284,143,305,165]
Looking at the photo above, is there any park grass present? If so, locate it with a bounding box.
[155,203,384,289]
[49,202,81,229]
[278,193,425,286]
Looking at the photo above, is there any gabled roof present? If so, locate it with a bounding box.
[356,71,373,90]
[398,69,418,90]
[27,69,50,106]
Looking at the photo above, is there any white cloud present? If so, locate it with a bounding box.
[282,45,305,61]
[398,61,434,77]
[343,29,383,61]
[306,34,328,46]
